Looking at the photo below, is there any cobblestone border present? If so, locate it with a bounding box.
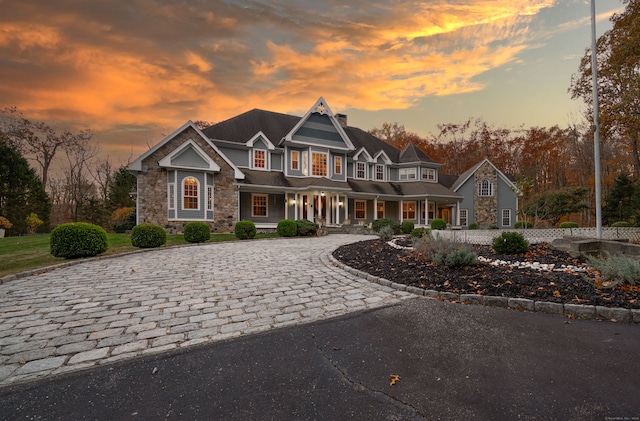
[328,254,640,324]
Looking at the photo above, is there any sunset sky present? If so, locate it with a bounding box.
[0,0,622,166]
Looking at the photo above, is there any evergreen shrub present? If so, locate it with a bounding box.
[372,218,401,234]
[430,218,447,230]
[401,220,414,234]
[131,223,167,248]
[611,221,631,227]
[414,236,477,268]
[234,220,257,240]
[468,222,479,230]
[184,222,211,243]
[492,231,529,254]
[559,221,579,228]
[411,227,430,238]
[296,219,319,236]
[377,225,396,240]
[50,222,108,259]
[277,219,298,237]
[514,220,533,229]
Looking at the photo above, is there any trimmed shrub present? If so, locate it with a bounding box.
[277,219,298,237]
[184,221,211,243]
[414,236,477,268]
[131,223,167,248]
[611,221,631,227]
[468,222,479,230]
[559,221,579,228]
[372,218,401,234]
[430,218,447,230]
[235,220,257,240]
[377,225,396,240]
[296,219,319,236]
[489,224,499,230]
[50,222,108,259]
[587,252,640,288]
[411,227,430,238]
[514,220,533,229]
[401,220,414,234]
[492,231,529,254]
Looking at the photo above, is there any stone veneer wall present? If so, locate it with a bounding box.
[136,126,238,233]
[473,162,498,227]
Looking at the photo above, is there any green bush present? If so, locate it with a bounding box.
[296,219,319,236]
[235,220,257,240]
[401,220,414,234]
[489,224,499,230]
[277,219,298,237]
[414,236,477,268]
[50,222,108,259]
[587,252,640,288]
[372,218,401,234]
[611,221,631,227]
[377,225,396,240]
[468,222,479,230]
[410,227,430,238]
[131,223,167,248]
[492,231,529,254]
[430,218,447,230]
[514,220,533,229]
[559,221,579,228]
[183,221,211,243]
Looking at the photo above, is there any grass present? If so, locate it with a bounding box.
[0,232,280,278]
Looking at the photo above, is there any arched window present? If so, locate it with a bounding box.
[183,177,199,209]
[478,179,493,196]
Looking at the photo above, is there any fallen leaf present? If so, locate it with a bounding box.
[131,269,135,273]
[553,290,561,298]
[611,318,618,323]
[333,346,342,351]
[19,359,26,365]
[389,374,401,387]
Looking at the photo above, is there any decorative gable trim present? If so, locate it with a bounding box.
[129,121,245,179]
[353,147,374,163]
[373,150,393,165]
[451,158,519,195]
[245,131,276,150]
[282,97,355,151]
[158,139,221,171]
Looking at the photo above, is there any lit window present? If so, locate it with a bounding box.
[334,156,342,175]
[478,179,493,196]
[311,152,327,176]
[421,168,436,181]
[377,201,385,219]
[183,177,199,210]
[254,150,266,169]
[355,200,366,219]
[402,201,416,220]
[502,209,511,227]
[460,209,468,226]
[291,151,299,170]
[375,164,385,181]
[399,168,417,180]
[252,194,268,217]
[356,162,366,179]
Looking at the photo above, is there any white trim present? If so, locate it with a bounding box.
[421,167,437,182]
[290,150,300,171]
[399,168,417,180]
[129,120,245,180]
[311,151,329,177]
[245,131,276,150]
[355,161,367,180]
[460,208,468,226]
[252,149,268,170]
[168,182,176,210]
[181,176,200,211]
[373,150,393,165]
[478,179,494,197]
[334,155,343,175]
[207,185,214,212]
[251,193,269,218]
[354,200,366,220]
[375,164,385,181]
[376,200,385,219]
[353,147,374,163]
[452,158,520,195]
[402,200,417,220]
[502,208,512,227]
[158,139,221,172]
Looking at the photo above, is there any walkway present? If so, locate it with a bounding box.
[0,235,414,386]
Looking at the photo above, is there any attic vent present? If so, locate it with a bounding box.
[336,113,347,127]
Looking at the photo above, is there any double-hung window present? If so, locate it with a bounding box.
[421,168,436,181]
[252,194,268,217]
[399,168,417,180]
[354,200,366,219]
[375,164,385,181]
[183,177,199,210]
[402,201,416,219]
[460,209,468,226]
[502,209,511,227]
[253,149,266,169]
[334,156,342,175]
[356,162,366,179]
[311,152,327,176]
[291,151,299,170]
[478,179,493,196]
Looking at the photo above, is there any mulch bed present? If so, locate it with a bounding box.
[332,238,640,310]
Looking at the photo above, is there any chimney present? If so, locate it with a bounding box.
[335,113,348,127]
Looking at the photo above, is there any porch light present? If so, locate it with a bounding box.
[338,201,344,207]
[321,192,325,196]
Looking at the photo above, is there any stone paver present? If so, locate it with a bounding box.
[0,235,413,387]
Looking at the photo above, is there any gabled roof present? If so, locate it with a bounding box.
[202,109,299,145]
[343,126,400,162]
[129,121,245,179]
[450,158,520,194]
[398,143,435,164]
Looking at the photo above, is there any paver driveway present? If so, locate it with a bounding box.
[0,235,413,386]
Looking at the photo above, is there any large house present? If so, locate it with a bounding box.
[129,98,520,233]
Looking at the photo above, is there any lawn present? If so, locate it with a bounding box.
[0,232,279,278]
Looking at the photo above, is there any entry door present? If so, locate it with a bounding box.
[441,208,451,224]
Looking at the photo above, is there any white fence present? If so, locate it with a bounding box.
[433,227,640,245]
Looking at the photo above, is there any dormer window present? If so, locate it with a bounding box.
[375,164,385,181]
[478,179,493,196]
[253,149,266,169]
[399,168,417,180]
[334,156,342,175]
[356,162,366,179]
[421,168,436,181]
[291,150,299,170]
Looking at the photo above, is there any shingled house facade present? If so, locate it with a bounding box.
[129,98,520,233]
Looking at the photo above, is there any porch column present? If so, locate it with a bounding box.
[456,200,461,226]
[373,197,378,221]
[424,198,429,225]
[400,200,404,223]
[345,197,349,222]
[335,194,340,225]
[318,193,323,224]
[294,193,299,220]
[285,193,289,220]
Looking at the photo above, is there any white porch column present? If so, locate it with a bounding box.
[335,194,340,225]
[425,198,429,226]
[285,193,289,219]
[374,197,378,220]
[345,197,349,222]
[400,200,404,223]
[456,200,461,226]
[294,193,299,220]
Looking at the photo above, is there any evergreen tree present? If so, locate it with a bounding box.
[107,167,136,211]
[602,174,636,225]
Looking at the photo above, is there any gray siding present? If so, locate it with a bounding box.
[219,146,249,167]
[171,146,209,168]
[497,177,517,227]
[287,148,304,176]
[457,180,475,224]
[176,170,206,220]
[239,192,285,223]
[331,153,346,181]
[291,113,348,149]
[271,152,282,171]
